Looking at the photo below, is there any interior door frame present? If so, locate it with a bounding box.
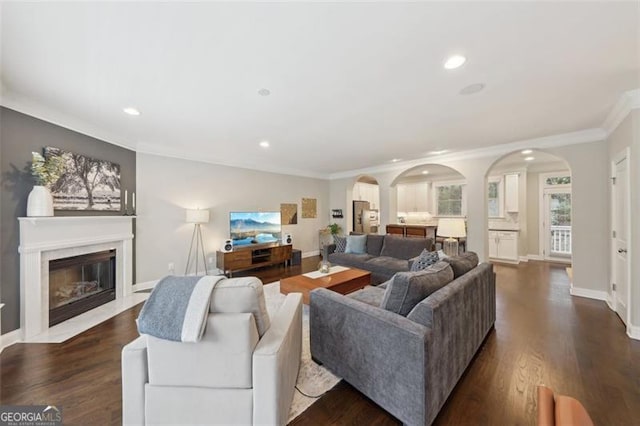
[610,148,632,329]
[538,171,572,263]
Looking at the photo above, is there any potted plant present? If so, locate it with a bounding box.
[28,151,64,217]
[327,223,342,236]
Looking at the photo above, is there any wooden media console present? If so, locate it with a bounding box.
[216,243,292,276]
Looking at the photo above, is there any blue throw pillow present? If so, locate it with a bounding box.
[345,235,367,254]
[333,236,347,253]
[410,249,439,272]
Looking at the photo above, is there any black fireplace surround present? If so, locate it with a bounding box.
[49,249,116,327]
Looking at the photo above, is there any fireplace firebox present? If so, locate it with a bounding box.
[49,249,116,326]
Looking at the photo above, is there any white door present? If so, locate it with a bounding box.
[543,189,572,260]
[613,155,629,326]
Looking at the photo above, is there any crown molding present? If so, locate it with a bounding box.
[1,91,138,153]
[2,91,328,180]
[602,89,640,136]
[4,87,637,182]
[136,143,329,180]
[328,128,606,180]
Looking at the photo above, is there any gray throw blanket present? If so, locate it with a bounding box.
[137,275,226,342]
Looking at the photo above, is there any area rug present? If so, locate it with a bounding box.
[262,282,341,422]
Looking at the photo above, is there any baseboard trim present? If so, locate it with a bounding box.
[489,257,519,265]
[518,256,529,263]
[627,325,640,340]
[302,250,320,258]
[527,254,544,261]
[132,280,158,292]
[1,329,23,353]
[569,286,608,301]
[606,294,616,311]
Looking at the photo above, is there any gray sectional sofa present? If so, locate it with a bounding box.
[310,254,496,425]
[326,234,433,284]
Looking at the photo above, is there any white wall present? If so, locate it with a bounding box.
[136,153,330,282]
[607,109,640,331]
[329,141,609,294]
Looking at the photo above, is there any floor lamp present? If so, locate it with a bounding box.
[185,208,210,276]
[437,218,466,257]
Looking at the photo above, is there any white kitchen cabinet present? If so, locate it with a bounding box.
[505,173,519,213]
[488,230,519,262]
[354,182,380,209]
[371,186,380,210]
[397,182,429,213]
[397,184,408,212]
[488,232,499,258]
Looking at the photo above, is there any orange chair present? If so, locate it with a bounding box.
[537,385,594,426]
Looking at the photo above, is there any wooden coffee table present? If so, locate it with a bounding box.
[280,267,371,304]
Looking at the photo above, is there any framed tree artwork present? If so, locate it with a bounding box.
[44,147,121,211]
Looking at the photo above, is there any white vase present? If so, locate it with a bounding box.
[27,185,54,217]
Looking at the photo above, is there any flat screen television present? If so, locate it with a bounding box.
[230,211,282,247]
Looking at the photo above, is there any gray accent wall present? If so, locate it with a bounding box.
[135,153,330,283]
[0,107,136,333]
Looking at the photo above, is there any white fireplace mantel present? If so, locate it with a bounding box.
[19,216,135,340]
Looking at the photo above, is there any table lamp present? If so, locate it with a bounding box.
[185,208,210,275]
[437,218,466,257]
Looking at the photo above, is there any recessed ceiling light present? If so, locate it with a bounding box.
[391,158,402,163]
[421,170,429,175]
[259,140,270,148]
[123,107,140,116]
[521,149,533,155]
[258,88,271,97]
[459,83,485,95]
[444,55,466,70]
[524,156,535,161]
[429,150,449,155]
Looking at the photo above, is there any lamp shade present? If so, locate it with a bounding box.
[185,208,210,224]
[437,218,466,238]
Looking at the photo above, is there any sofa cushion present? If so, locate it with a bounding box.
[366,234,385,256]
[345,234,367,254]
[208,276,271,336]
[380,261,454,316]
[443,251,479,278]
[380,235,433,260]
[328,252,375,270]
[333,235,347,253]
[378,278,392,289]
[365,256,410,275]
[347,286,386,307]
[410,249,440,272]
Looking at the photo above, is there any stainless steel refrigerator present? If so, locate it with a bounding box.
[353,201,379,234]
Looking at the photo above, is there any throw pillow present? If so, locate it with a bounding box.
[437,249,449,259]
[410,249,439,272]
[345,234,367,254]
[443,251,479,278]
[333,236,347,253]
[380,261,454,316]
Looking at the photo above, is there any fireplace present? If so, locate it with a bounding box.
[49,250,116,327]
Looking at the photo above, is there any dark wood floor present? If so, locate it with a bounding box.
[1,259,639,425]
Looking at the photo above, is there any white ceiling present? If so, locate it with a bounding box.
[1,2,638,177]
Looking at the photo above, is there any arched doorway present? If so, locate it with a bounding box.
[485,150,572,264]
[390,164,466,252]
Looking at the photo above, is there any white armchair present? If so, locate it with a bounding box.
[122,277,303,425]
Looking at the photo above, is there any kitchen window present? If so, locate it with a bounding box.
[435,182,466,217]
[488,177,503,218]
